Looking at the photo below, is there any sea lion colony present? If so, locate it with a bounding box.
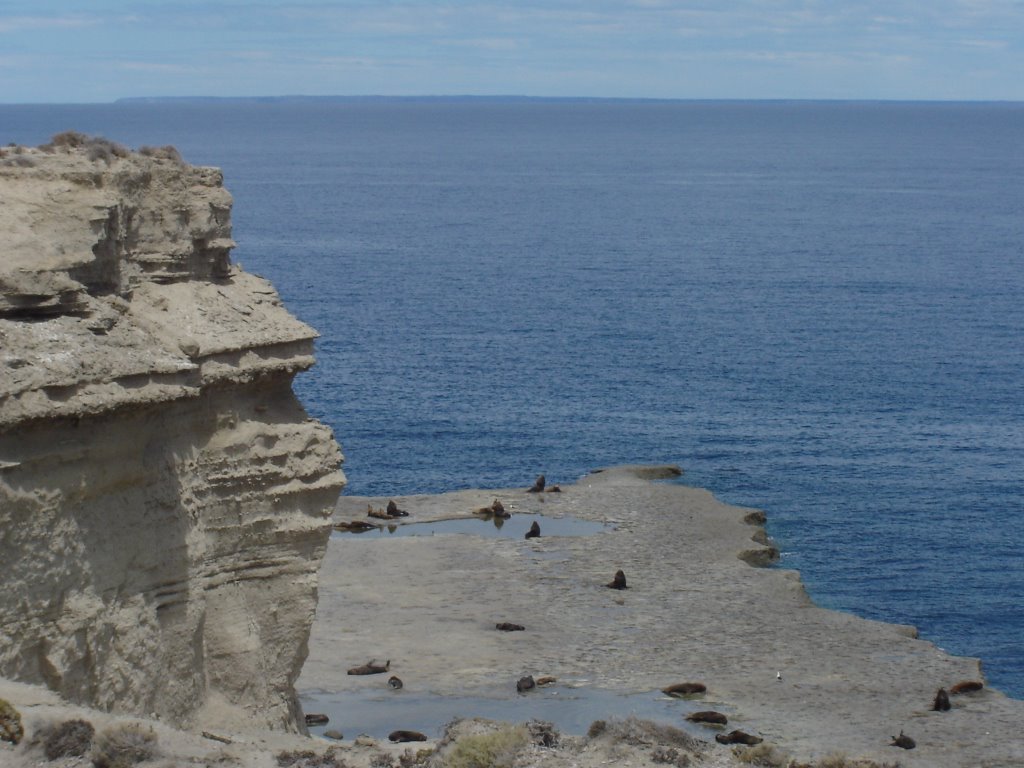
[335,473,991,756]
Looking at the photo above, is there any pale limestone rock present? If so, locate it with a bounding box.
[0,138,346,733]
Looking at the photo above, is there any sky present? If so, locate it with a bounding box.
[1,1,1022,103]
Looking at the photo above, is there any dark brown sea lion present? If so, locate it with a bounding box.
[715,730,762,746]
[662,682,706,697]
[527,474,546,493]
[388,675,403,689]
[496,622,525,631]
[347,659,390,675]
[335,521,377,532]
[386,500,408,517]
[932,688,951,711]
[517,675,536,692]
[304,713,329,726]
[525,521,541,539]
[389,730,427,743]
[606,569,628,589]
[687,711,728,726]
[890,730,915,750]
[950,680,984,695]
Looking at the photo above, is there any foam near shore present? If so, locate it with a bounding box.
[301,465,1024,767]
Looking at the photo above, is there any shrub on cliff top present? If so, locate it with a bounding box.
[139,145,184,164]
[440,725,530,768]
[39,718,95,759]
[90,722,158,768]
[0,698,24,745]
[38,132,129,164]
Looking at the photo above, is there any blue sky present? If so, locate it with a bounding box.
[1,1,1022,103]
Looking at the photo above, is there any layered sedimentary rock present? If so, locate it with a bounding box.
[0,136,346,732]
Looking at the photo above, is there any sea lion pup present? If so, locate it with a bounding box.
[536,676,557,686]
[932,687,951,711]
[517,675,536,692]
[388,675,403,689]
[527,474,546,493]
[687,711,728,726]
[950,680,984,695]
[389,730,427,743]
[890,730,916,750]
[386,500,409,517]
[606,569,628,589]
[367,505,392,520]
[304,713,329,726]
[548,485,561,492]
[347,659,391,675]
[662,682,706,697]
[715,730,762,746]
[525,521,541,539]
[496,622,525,631]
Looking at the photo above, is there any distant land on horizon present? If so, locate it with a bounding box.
[110,95,1023,106]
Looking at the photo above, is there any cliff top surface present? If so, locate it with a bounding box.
[0,134,318,431]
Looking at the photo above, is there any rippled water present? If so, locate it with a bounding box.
[3,99,1022,698]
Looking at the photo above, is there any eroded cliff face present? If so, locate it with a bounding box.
[0,138,346,732]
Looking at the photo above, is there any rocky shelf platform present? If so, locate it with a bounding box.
[300,465,1024,767]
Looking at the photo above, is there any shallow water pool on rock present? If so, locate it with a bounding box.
[332,513,612,540]
[300,684,724,741]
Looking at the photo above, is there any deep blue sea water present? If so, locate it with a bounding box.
[3,100,1022,698]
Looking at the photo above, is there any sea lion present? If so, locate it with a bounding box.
[890,731,916,750]
[535,676,557,686]
[715,730,762,746]
[388,676,403,689]
[347,659,390,675]
[932,688,951,711]
[496,622,525,631]
[517,675,536,693]
[687,711,728,726]
[606,569,628,590]
[389,730,427,743]
[386,500,409,517]
[335,521,377,532]
[662,682,706,697]
[525,521,541,539]
[950,680,984,695]
[527,474,546,493]
[304,713,329,726]
[548,485,561,492]
[367,505,392,520]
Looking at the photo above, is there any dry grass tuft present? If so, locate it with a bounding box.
[90,722,159,768]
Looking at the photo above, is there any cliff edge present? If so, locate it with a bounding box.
[0,135,346,732]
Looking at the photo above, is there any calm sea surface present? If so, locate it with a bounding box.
[3,100,1022,698]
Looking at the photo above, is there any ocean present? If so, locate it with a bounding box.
[3,99,1022,698]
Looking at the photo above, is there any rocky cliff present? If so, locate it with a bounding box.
[0,135,346,733]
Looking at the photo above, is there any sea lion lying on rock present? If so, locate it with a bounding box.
[933,688,951,711]
[367,505,393,520]
[386,500,409,517]
[347,659,390,675]
[525,521,541,539]
[715,730,762,746]
[687,711,728,726]
[304,713,329,726]
[335,520,377,532]
[496,622,525,631]
[950,680,984,695]
[662,682,706,697]
[535,676,557,686]
[517,675,536,692]
[389,730,427,743]
[527,475,546,493]
[606,569,628,589]
[388,676,403,689]
[890,730,915,749]
[476,499,510,518]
